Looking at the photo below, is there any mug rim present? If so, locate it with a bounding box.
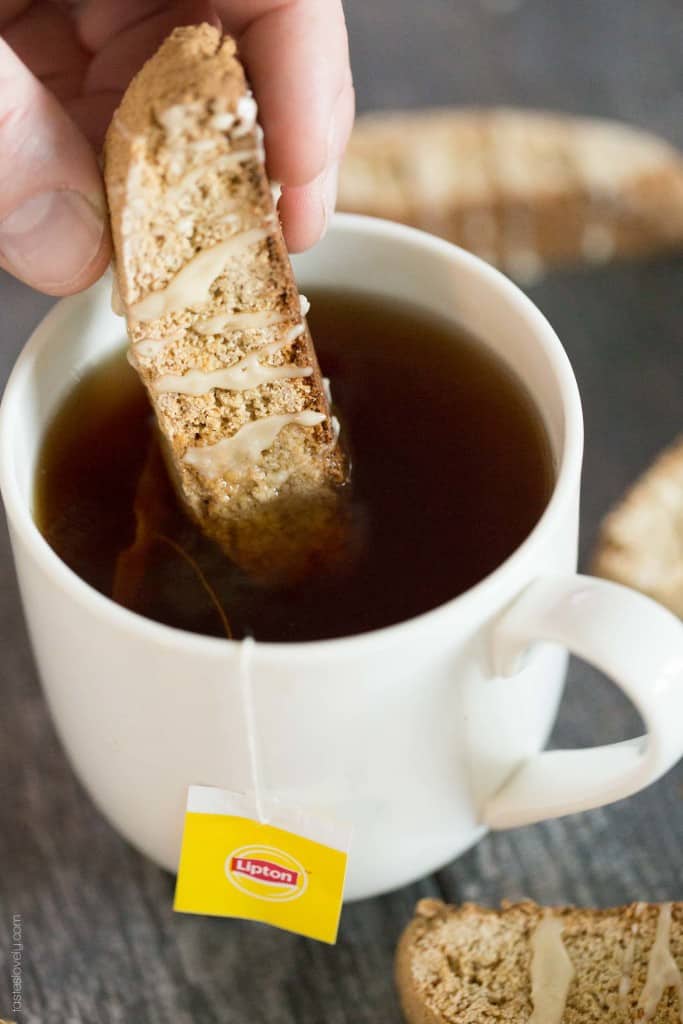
[0,213,583,658]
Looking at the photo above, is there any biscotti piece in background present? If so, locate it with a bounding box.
[339,108,683,283]
[104,25,348,583]
[397,898,683,1023]
[593,438,683,618]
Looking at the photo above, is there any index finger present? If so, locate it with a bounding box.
[216,0,354,188]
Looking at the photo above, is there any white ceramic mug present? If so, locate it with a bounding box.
[3,215,683,902]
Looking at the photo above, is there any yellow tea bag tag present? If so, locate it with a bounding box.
[174,786,351,944]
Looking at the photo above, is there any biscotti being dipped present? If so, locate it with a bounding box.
[397,898,683,1023]
[104,25,347,583]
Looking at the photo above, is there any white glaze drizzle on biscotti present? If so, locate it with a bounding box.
[129,224,273,321]
[196,296,309,336]
[168,149,261,193]
[638,904,683,1021]
[156,101,204,140]
[527,914,574,1024]
[153,339,312,395]
[618,902,644,1011]
[211,111,236,131]
[196,307,290,335]
[501,207,544,284]
[184,412,326,478]
[581,222,616,264]
[134,335,177,357]
[232,94,258,137]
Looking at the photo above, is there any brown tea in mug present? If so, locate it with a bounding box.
[34,288,554,642]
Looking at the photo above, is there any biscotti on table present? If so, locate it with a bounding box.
[104,25,347,583]
[398,898,683,1023]
[339,108,683,281]
[593,438,683,619]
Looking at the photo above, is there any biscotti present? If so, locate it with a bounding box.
[397,898,683,1023]
[593,438,683,617]
[104,25,347,583]
[339,108,683,282]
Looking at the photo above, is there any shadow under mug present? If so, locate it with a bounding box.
[2,214,683,902]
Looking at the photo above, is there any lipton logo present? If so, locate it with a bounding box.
[225,845,308,902]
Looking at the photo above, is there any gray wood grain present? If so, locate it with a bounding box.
[1,1,682,1020]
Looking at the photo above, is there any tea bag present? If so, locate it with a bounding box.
[113,432,233,638]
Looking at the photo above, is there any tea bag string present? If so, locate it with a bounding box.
[239,635,269,824]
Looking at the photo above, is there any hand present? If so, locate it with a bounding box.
[0,0,354,295]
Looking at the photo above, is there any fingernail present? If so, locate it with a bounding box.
[0,190,105,290]
[320,163,339,238]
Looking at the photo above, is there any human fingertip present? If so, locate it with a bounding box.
[279,182,323,253]
[278,163,339,254]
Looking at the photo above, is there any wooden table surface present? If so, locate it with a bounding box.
[1,1,682,1020]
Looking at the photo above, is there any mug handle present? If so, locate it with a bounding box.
[483,574,683,829]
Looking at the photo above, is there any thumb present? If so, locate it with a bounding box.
[0,38,110,295]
